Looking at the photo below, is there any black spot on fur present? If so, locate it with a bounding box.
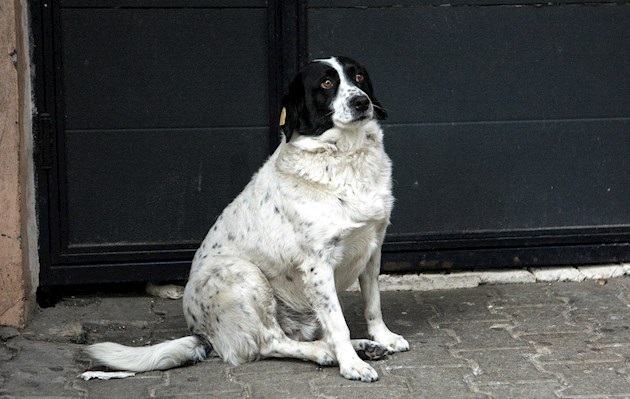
[227,233,235,241]
[193,334,213,357]
[327,236,341,247]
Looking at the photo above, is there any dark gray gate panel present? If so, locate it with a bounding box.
[52,3,271,264]
[61,8,269,130]
[308,4,630,247]
[65,128,268,248]
[386,120,630,237]
[33,0,630,287]
[309,5,630,123]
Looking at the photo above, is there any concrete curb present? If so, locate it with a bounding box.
[146,264,630,295]
[347,263,630,292]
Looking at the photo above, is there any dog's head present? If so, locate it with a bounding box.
[280,56,387,142]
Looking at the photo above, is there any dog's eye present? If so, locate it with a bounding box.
[355,74,365,83]
[321,79,334,89]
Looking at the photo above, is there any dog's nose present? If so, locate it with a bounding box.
[350,95,370,112]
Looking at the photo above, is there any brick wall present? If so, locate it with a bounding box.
[0,0,36,328]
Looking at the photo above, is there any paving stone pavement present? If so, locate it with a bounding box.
[3,278,630,398]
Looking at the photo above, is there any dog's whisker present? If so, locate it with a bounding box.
[318,110,335,121]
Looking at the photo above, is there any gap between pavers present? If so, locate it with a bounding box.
[345,263,630,292]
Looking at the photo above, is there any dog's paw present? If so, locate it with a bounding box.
[340,360,379,382]
[372,331,410,353]
[353,339,392,361]
[389,334,410,352]
[315,351,337,367]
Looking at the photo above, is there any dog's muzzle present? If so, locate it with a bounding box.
[349,95,373,121]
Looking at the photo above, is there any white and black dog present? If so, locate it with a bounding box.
[86,56,409,382]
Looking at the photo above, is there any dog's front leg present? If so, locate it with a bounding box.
[301,261,379,382]
[358,246,410,353]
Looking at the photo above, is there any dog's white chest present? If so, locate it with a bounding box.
[276,138,392,291]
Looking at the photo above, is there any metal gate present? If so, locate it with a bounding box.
[33,0,630,286]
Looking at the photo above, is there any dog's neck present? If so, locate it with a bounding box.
[274,119,388,194]
[287,120,382,154]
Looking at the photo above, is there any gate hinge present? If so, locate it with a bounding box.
[35,112,53,170]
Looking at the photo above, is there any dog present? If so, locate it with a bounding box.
[85,56,409,382]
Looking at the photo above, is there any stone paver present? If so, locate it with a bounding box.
[3,278,630,398]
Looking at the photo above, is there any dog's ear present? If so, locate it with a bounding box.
[280,74,305,142]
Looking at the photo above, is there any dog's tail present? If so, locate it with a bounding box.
[84,335,211,372]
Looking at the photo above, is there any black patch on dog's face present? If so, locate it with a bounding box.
[335,56,388,121]
[281,57,387,142]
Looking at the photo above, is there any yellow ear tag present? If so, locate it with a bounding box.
[279,107,287,126]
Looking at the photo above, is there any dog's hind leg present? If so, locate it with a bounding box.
[185,258,276,366]
[184,258,335,367]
